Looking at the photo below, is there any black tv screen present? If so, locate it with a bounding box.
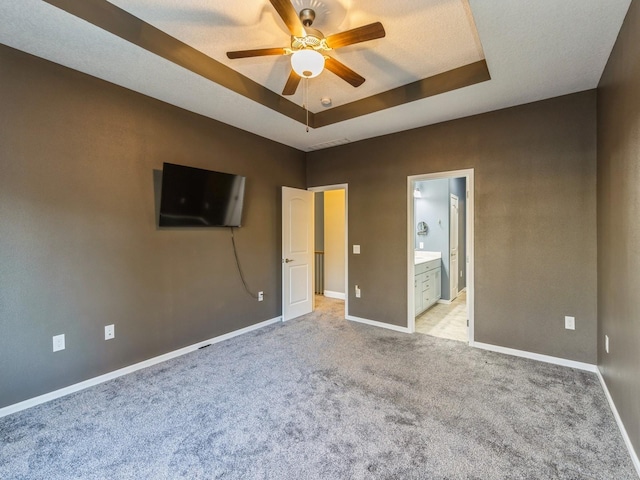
[159,163,246,227]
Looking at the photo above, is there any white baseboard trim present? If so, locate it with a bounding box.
[346,314,411,334]
[596,369,640,477]
[0,316,282,419]
[324,290,346,300]
[439,290,466,304]
[472,342,597,372]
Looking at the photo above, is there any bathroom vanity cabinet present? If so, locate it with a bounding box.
[415,259,442,316]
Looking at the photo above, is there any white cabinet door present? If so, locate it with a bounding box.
[416,264,443,316]
[414,275,422,314]
[422,271,431,307]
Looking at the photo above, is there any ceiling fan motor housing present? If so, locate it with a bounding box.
[299,8,316,27]
[291,28,325,50]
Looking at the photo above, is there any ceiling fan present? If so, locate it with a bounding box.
[226,0,386,96]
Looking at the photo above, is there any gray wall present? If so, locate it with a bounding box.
[415,178,466,300]
[308,90,597,363]
[0,45,306,408]
[597,0,640,459]
[416,179,449,256]
[415,177,467,300]
[416,179,451,300]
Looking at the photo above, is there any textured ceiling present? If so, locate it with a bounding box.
[107,0,485,113]
[0,0,632,151]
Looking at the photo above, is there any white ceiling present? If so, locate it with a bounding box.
[0,0,632,152]
[105,0,485,112]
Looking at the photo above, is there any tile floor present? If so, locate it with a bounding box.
[416,290,468,342]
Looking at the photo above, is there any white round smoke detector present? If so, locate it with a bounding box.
[321,97,332,107]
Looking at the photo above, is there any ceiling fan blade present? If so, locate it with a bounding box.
[282,70,301,96]
[324,57,365,87]
[269,0,306,37]
[227,47,287,59]
[326,22,386,49]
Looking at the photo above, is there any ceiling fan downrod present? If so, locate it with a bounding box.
[299,8,315,27]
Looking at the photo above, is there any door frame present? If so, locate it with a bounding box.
[450,193,459,300]
[407,169,475,344]
[308,184,349,317]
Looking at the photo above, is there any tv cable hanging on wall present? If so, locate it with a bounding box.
[230,227,259,300]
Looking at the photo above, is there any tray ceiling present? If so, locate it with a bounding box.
[0,0,632,151]
[107,0,486,113]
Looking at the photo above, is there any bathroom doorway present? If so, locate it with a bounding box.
[407,170,474,344]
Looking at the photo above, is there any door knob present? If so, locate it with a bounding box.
[284,258,294,263]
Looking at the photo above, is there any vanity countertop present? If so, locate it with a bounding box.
[415,251,442,265]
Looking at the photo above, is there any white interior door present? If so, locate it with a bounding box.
[450,194,459,300]
[282,186,314,321]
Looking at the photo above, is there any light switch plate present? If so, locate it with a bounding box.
[564,316,575,330]
[53,334,65,352]
[353,245,361,254]
[105,324,115,340]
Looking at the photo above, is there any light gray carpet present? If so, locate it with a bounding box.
[1,296,637,479]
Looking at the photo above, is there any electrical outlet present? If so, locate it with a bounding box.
[605,335,610,353]
[355,285,361,298]
[52,334,65,352]
[419,242,424,249]
[564,316,575,330]
[105,324,115,340]
[353,245,361,254]
[258,291,264,302]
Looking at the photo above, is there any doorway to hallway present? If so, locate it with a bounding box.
[309,184,348,317]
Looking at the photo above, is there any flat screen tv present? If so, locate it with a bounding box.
[159,163,246,227]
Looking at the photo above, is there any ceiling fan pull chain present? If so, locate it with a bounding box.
[305,78,310,132]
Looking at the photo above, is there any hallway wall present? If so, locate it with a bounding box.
[324,190,346,296]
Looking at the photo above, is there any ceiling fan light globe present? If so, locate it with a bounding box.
[291,49,324,78]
